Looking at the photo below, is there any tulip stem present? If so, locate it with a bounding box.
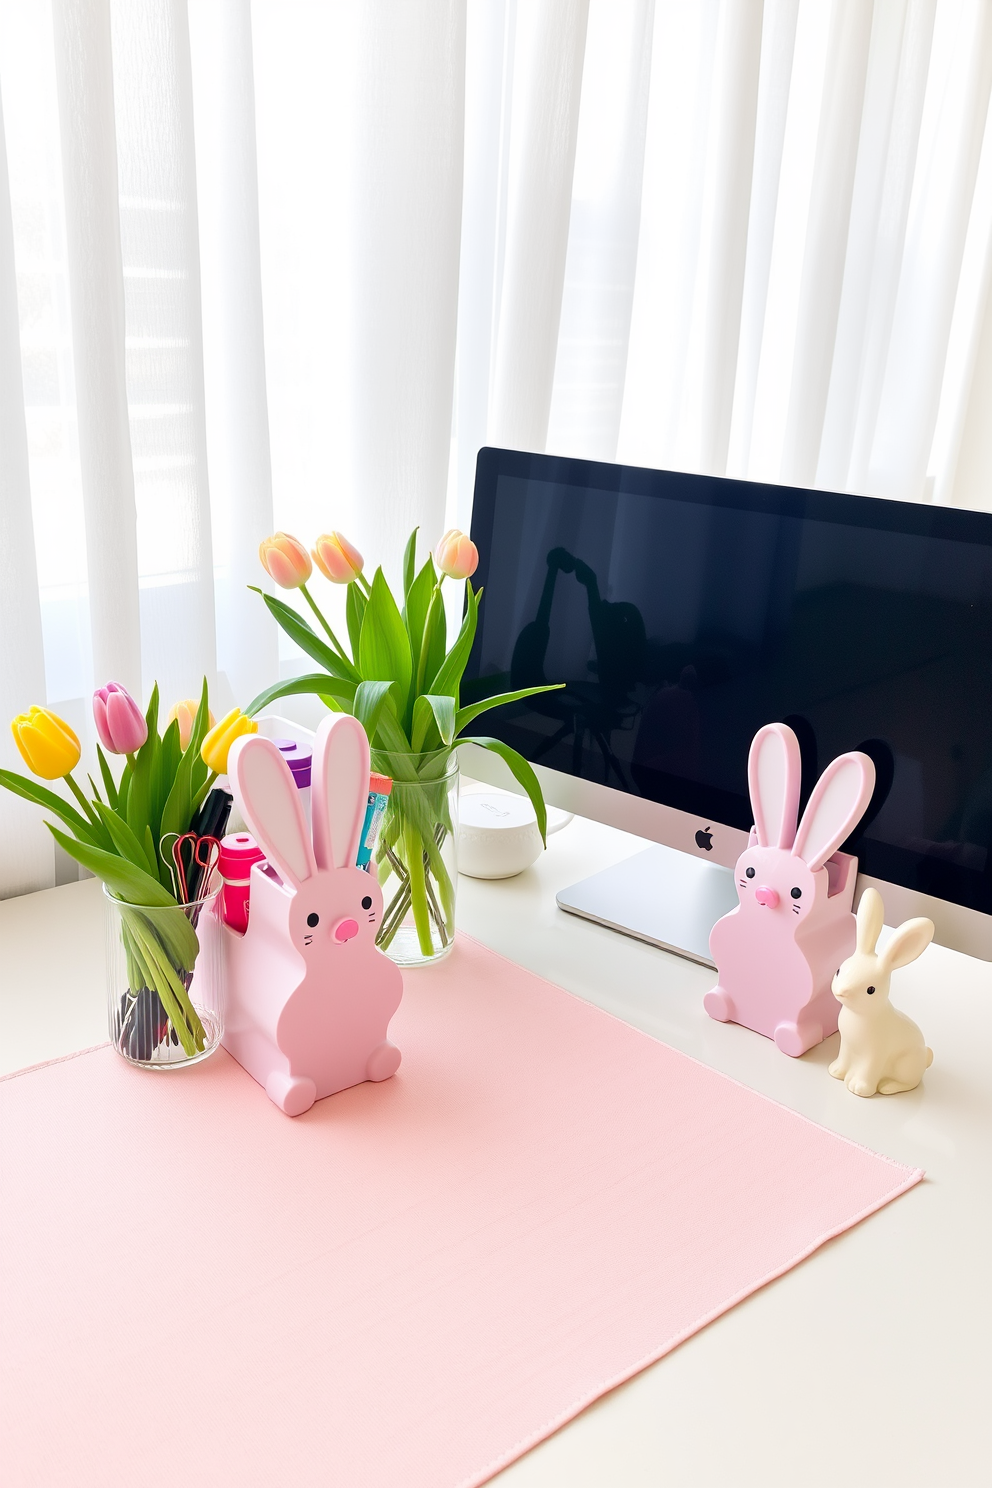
[300,584,352,665]
[357,573,372,599]
[65,772,100,828]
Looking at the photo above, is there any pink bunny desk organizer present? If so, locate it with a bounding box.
[705,722,875,1057]
[203,713,403,1116]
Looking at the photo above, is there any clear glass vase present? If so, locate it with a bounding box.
[371,749,459,968]
[105,886,223,1068]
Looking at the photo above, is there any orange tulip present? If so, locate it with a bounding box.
[434,528,479,581]
[259,532,312,589]
[167,698,216,751]
[312,531,365,584]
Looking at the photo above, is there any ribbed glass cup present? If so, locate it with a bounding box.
[371,750,459,968]
[105,886,223,1069]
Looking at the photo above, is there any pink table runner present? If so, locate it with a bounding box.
[1,935,921,1487]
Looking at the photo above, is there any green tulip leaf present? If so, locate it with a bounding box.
[428,581,479,701]
[353,679,394,746]
[96,745,119,809]
[359,567,413,716]
[245,673,358,718]
[93,800,156,877]
[0,769,103,846]
[456,736,548,844]
[454,683,564,736]
[418,585,447,696]
[250,588,359,682]
[346,581,367,662]
[402,526,419,600]
[47,824,179,906]
[419,694,456,748]
[404,557,437,668]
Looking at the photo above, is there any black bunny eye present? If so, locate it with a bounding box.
[866,985,875,995]
[745,867,755,879]
[361,895,373,910]
[791,887,802,899]
[307,913,320,927]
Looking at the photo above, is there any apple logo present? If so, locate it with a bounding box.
[695,827,713,851]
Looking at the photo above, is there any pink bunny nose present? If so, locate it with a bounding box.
[754,886,779,908]
[332,917,360,943]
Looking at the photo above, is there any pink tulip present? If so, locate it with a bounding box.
[312,531,364,584]
[93,682,148,755]
[259,532,312,589]
[434,528,479,581]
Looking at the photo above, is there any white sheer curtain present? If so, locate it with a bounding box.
[3,0,992,897]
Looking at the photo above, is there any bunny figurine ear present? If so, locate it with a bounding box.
[879,916,934,973]
[792,751,876,871]
[311,713,371,871]
[229,735,317,888]
[855,887,885,955]
[748,723,801,848]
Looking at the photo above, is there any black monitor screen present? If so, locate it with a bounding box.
[465,448,992,915]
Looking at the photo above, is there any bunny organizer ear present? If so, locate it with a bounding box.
[792,751,875,871]
[229,735,317,888]
[855,887,885,955]
[311,713,371,872]
[748,723,801,848]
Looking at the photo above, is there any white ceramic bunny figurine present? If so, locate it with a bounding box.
[204,712,403,1116]
[830,888,933,1097]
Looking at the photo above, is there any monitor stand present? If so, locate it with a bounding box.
[556,842,739,967]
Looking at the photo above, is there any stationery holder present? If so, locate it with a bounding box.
[704,722,876,1056]
[202,713,403,1115]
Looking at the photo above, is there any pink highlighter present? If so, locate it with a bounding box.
[217,832,266,934]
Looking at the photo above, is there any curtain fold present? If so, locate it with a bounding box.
[51,0,141,694]
[4,0,992,895]
[349,0,467,581]
[489,0,590,453]
[189,0,276,710]
[0,87,51,894]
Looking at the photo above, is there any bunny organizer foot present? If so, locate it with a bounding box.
[706,722,876,1056]
[203,713,404,1115]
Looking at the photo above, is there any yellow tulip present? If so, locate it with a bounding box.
[259,532,312,589]
[200,708,258,775]
[168,698,216,751]
[11,706,81,780]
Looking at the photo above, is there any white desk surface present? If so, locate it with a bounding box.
[2,805,990,1487]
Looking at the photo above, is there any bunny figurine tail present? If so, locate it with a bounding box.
[707,723,875,1056]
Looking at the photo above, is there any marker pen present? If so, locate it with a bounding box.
[356,773,392,869]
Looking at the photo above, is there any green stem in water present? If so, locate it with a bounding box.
[403,823,435,957]
[299,583,352,665]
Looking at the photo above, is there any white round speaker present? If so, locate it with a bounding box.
[457,792,573,880]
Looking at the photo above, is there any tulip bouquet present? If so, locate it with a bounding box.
[247,526,562,962]
[1,681,257,1061]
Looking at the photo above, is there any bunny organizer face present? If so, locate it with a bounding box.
[203,714,403,1116]
[705,722,875,1057]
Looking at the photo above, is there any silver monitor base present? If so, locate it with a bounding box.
[556,843,739,967]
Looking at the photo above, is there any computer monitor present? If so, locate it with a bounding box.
[464,447,992,963]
